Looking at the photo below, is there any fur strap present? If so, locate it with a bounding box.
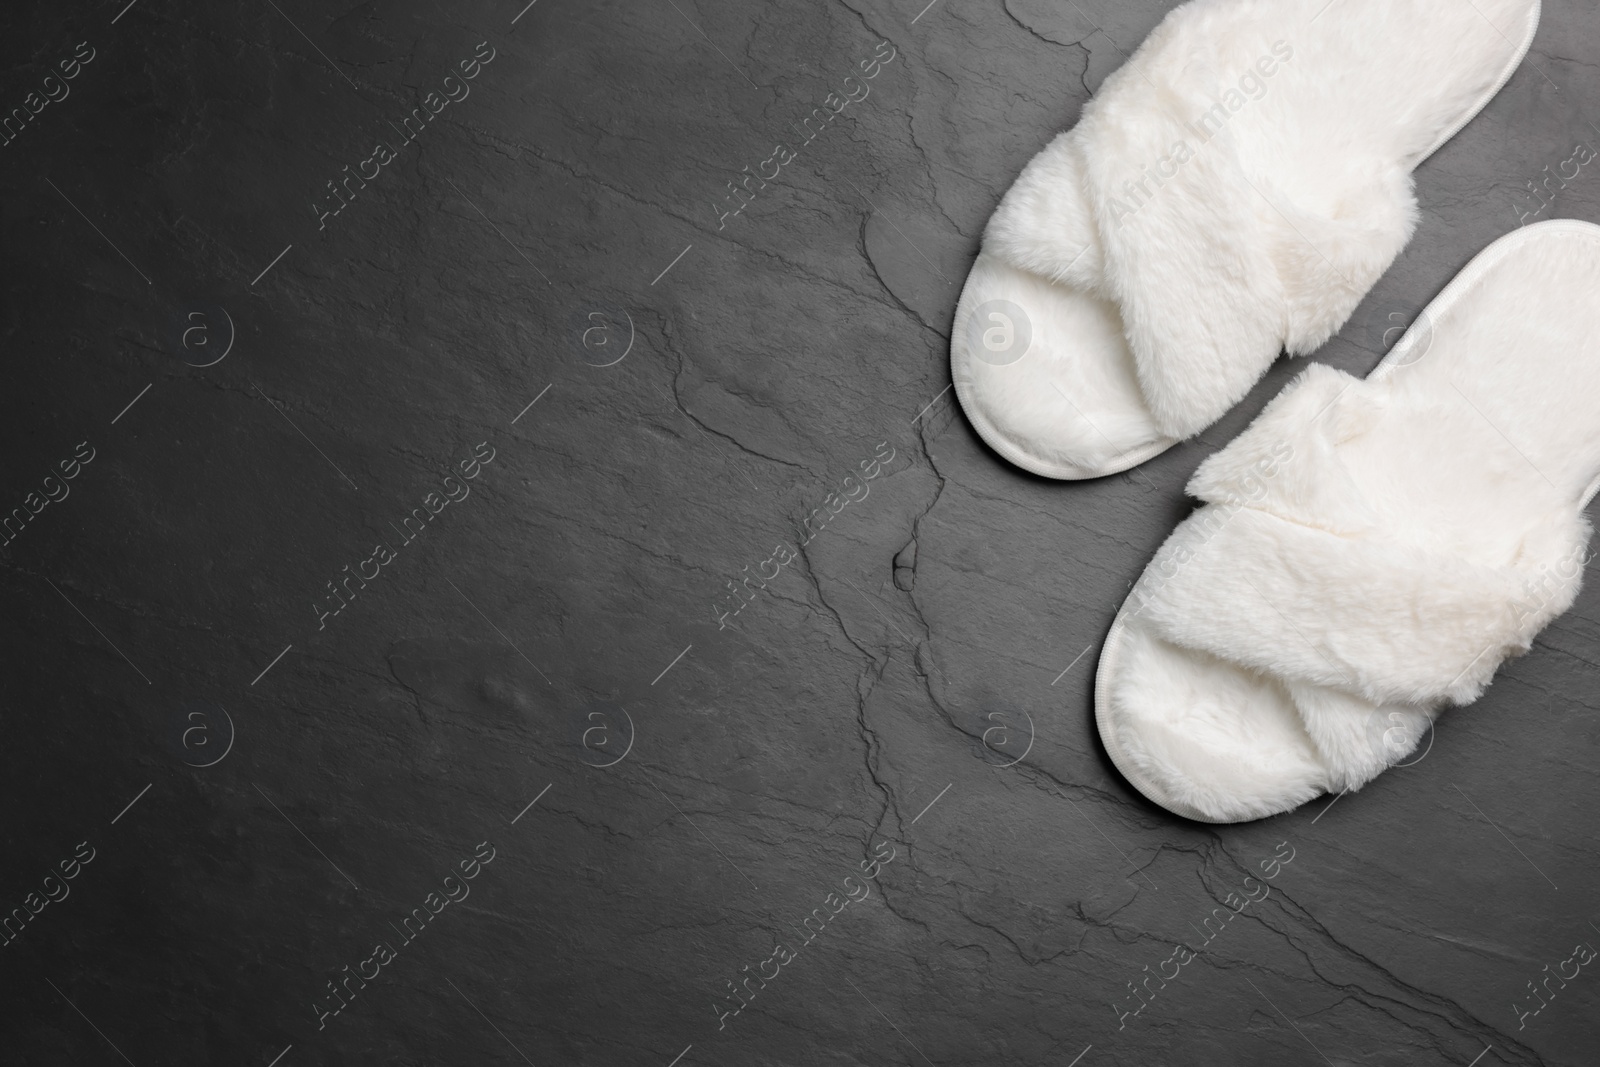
[984,9,1417,438]
[1131,364,1589,712]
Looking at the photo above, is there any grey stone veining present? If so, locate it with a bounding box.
[1,0,1598,1064]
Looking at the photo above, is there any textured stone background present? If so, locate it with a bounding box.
[2,1,1598,1064]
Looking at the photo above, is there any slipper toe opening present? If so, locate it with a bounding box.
[1098,614,1331,824]
[952,254,1174,480]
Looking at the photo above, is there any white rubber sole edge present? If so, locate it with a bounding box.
[951,0,1542,483]
[951,330,1178,481]
[1094,217,1600,825]
[1414,0,1541,166]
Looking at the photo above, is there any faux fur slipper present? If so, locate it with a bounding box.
[951,0,1539,479]
[1095,220,1600,823]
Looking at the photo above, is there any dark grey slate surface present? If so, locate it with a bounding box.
[1,1,1598,1065]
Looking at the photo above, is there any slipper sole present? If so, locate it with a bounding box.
[1095,218,1600,823]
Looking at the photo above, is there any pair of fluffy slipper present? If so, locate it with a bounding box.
[953,0,1600,823]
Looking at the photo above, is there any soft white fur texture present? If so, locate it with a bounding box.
[952,0,1539,477]
[1096,221,1600,823]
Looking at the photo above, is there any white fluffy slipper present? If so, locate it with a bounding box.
[951,0,1539,479]
[1095,220,1600,823]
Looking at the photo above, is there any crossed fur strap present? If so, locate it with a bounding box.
[982,13,1416,439]
[1129,365,1590,711]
